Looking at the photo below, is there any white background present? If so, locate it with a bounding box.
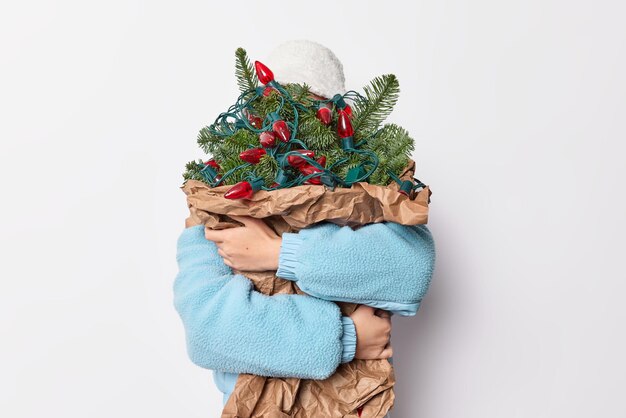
[1,1,625,417]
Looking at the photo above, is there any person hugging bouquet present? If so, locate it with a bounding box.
[174,40,436,418]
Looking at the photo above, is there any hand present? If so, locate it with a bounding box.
[350,305,393,360]
[204,215,282,271]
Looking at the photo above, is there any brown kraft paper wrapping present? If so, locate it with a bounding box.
[181,159,431,418]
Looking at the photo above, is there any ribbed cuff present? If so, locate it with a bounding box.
[340,316,357,363]
[276,232,303,281]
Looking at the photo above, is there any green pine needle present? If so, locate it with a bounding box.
[256,154,280,186]
[352,74,400,138]
[235,48,258,94]
[363,123,414,184]
[298,112,337,150]
[197,126,223,154]
[182,160,206,182]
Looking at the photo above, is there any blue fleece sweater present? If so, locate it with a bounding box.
[173,221,435,406]
[277,222,436,316]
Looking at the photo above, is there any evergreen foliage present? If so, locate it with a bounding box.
[234,47,258,94]
[183,48,416,190]
[352,74,400,138]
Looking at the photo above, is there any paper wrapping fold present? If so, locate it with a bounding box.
[181,159,430,418]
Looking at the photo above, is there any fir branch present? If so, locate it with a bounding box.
[235,48,258,94]
[364,123,414,184]
[249,89,283,120]
[250,84,313,123]
[255,154,279,186]
[285,83,312,105]
[352,74,400,138]
[212,128,258,163]
[336,153,366,179]
[197,126,223,154]
[216,154,249,185]
[182,160,206,182]
[319,147,347,170]
[298,111,337,150]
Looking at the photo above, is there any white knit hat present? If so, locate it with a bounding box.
[265,40,346,100]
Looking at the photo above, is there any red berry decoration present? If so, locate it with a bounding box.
[316,106,332,125]
[239,148,266,164]
[254,61,274,85]
[272,120,291,142]
[204,159,220,170]
[224,181,254,199]
[337,110,354,138]
[259,131,276,148]
[287,149,315,168]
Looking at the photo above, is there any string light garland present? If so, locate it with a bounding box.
[183,48,427,200]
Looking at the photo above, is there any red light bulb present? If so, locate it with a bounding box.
[287,149,315,168]
[317,155,326,167]
[224,181,254,199]
[204,159,220,170]
[249,116,263,129]
[337,110,354,138]
[243,108,263,128]
[299,164,323,185]
[316,106,332,125]
[333,94,353,118]
[239,148,266,164]
[254,61,274,85]
[259,131,276,148]
[262,86,275,96]
[272,120,291,142]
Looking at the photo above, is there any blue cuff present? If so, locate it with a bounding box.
[340,316,356,363]
[276,232,302,281]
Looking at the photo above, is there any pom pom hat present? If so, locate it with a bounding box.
[265,40,346,100]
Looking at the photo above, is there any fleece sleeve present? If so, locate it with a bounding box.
[173,225,355,380]
[276,221,436,316]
